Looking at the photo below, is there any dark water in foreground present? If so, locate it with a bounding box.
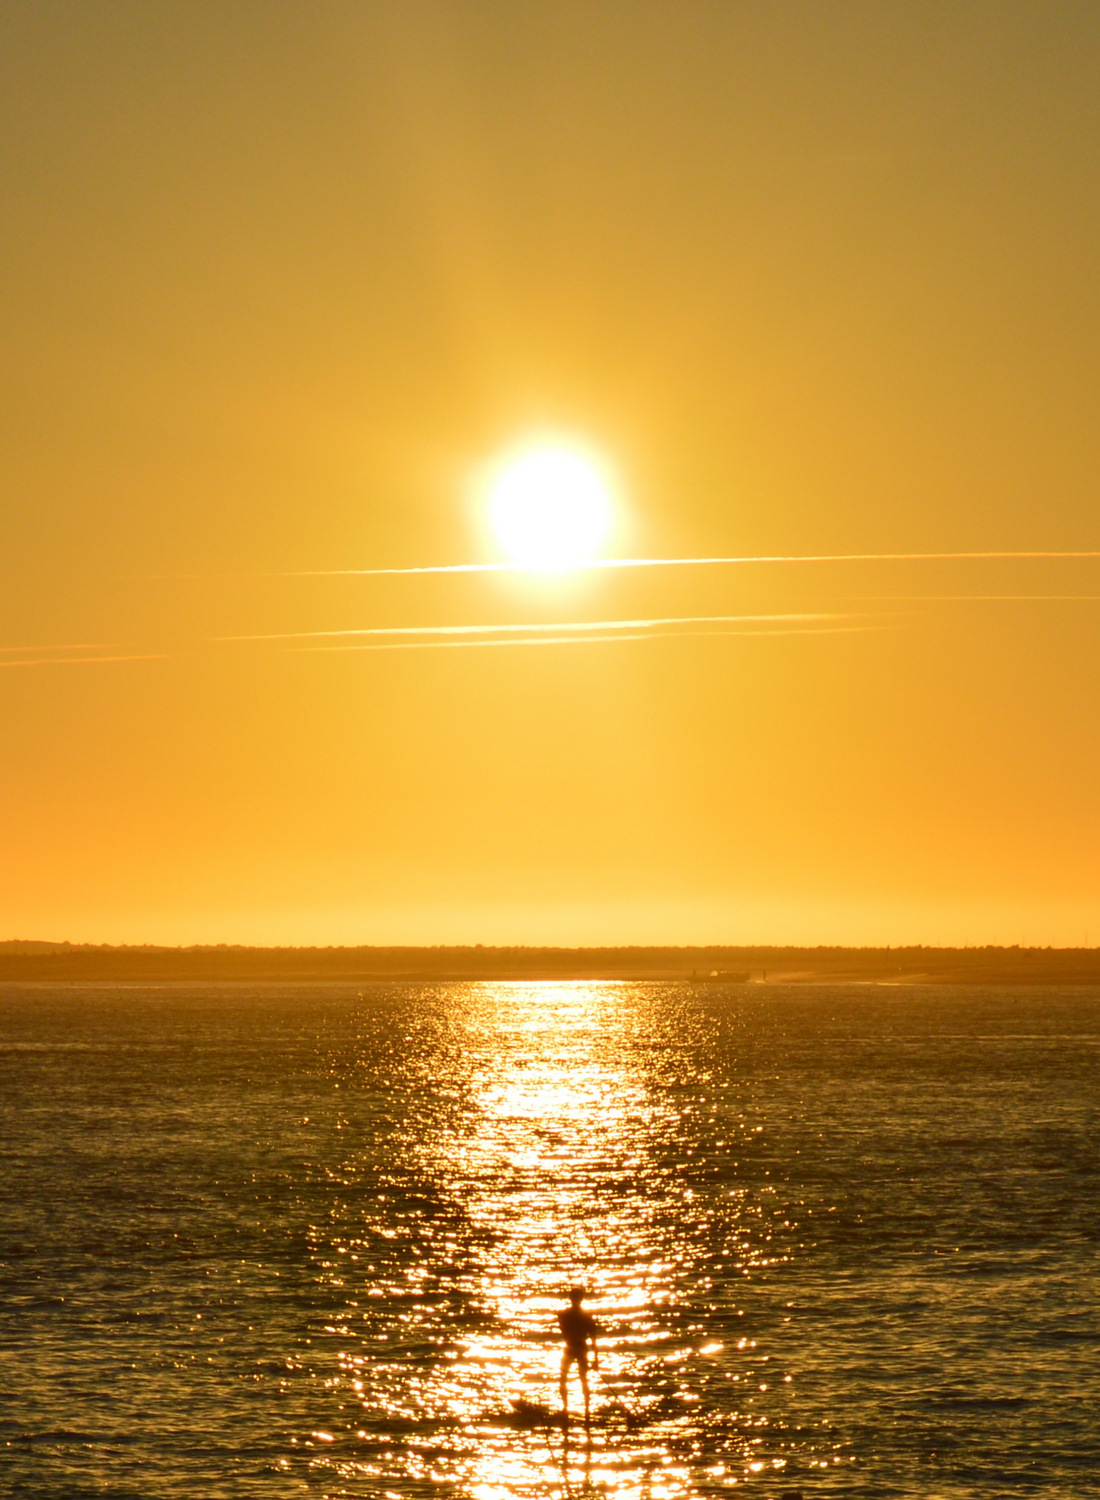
[2,983,1099,1498]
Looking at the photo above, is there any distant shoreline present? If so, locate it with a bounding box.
[2,941,1100,985]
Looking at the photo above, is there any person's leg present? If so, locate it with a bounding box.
[578,1355,591,1424]
[560,1349,574,1416]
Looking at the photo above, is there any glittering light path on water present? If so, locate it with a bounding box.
[303,983,828,1496]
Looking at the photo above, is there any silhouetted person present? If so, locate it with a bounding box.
[557,1287,598,1424]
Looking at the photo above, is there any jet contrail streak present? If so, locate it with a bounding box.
[0,643,117,654]
[0,654,168,670]
[269,550,1100,580]
[854,595,1100,602]
[223,612,854,644]
[285,623,877,654]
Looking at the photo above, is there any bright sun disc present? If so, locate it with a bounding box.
[486,443,615,571]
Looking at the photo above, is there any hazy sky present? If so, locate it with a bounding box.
[3,0,1100,946]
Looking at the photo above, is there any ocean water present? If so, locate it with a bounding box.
[2,982,1099,1498]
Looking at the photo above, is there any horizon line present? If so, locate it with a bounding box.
[1,938,1093,952]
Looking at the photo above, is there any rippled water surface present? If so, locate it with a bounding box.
[3,982,1099,1497]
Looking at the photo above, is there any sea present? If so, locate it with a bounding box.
[2,981,1099,1498]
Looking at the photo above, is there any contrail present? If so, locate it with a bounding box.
[267,550,1100,580]
[286,623,877,654]
[0,642,117,654]
[222,612,856,645]
[854,594,1100,602]
[0,616,872,670]
[0,653,168,670]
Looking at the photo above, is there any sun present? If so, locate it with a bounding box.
[485,441,616,571]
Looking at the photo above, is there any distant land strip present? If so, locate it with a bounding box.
[2,942,1100,985]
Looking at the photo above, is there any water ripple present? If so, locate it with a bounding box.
[2,982,1099,1496]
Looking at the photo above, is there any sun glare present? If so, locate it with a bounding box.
[486,441,616,571]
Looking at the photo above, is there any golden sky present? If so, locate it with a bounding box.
[3,1,1099,946]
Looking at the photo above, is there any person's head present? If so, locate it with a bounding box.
[568,1286,586,1306]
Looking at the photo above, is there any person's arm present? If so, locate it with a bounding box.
[591,1330,599,1370]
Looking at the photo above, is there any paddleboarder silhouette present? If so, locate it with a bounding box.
[557,1287,599,1425]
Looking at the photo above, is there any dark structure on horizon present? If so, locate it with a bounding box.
[2,941,1099,985]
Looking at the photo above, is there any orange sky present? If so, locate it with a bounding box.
[3,1,1100,947]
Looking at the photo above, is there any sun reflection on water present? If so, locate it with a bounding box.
[303,981,821,1495]
[410,983,684,1495]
